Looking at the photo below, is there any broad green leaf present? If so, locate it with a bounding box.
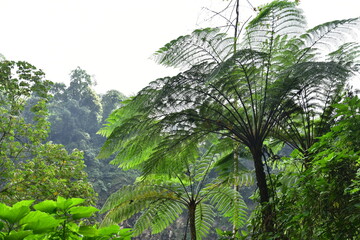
[5,230,32,240]
[0,203,11,220]
[67,222,80,233]
[69,206,99,219]
[78,226,98,237]
[12,201,34,209]
[56,197,85,210]
[23,234,47,240]
[97,225,120,236]
[0,204,30,224]
[33,200,57,213]
[20,211,62,234]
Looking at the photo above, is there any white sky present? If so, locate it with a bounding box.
[0,0,359,96]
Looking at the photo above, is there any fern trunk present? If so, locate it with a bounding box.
[189,200,197,240]
[251,146,274,233]
[232,146,240,237]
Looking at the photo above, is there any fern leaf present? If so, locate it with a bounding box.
[153,28,233,69]
[195,202,215,240]
[100,184,181,227]
[245,0,306,50]
[133,200,184,236]
[328,42,360,69]
[301,17,360,59]
[205,185,247,229]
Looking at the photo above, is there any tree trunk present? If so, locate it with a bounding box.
[232,147,240,237]
[251,146,274,233]
[188,200,197,240]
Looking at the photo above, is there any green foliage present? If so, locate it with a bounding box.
[97,97,163,173]
[0,61,97,205]
[0,197,132,240]
[48,67,103,145]
[0,143,97,205]
[0,60,52,190]
[0,60,50,190]
[263,96,360,239]
[47,68,131,207]
[100,144,247,239]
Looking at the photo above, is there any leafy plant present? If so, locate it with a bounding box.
[0,197,132,240]
[100,142,248,240]
[0,61,96,205]
[267,96,360,239]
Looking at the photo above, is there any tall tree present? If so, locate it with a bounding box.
[99,0,359,234]
[0,60,52,193]
[48,67,103,148]
[0,60,96,204]
[48,68,131,206]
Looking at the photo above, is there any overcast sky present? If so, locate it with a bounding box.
[1,0,359,96]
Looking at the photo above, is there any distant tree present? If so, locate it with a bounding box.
[48,67,103,148]
[101,90,126,123]
[0,143,97,205]
[47,67,132,207]
[0,60,96,205]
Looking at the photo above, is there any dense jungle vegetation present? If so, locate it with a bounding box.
[1,1,360,239]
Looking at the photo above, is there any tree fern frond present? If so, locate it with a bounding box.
[237,171,256,187]
[195,202,215,240]
[97,98,136,137]
[141,132,203,177]
[98,120,161,170]
[245,0,305,50]
[98,104,148,160]
[214,152,245,178]
[192,140,231,182]
[205,185,247,228]
[301,18,360,59]
[100,185,181,226]
[97,89,173,170]
[133,200,184,236]
[328,42,360,70]
[153,28,234,69]
[269,60,352,152]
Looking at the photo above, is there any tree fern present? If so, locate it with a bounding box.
[100,142,248,239]
[99,0,360,235]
